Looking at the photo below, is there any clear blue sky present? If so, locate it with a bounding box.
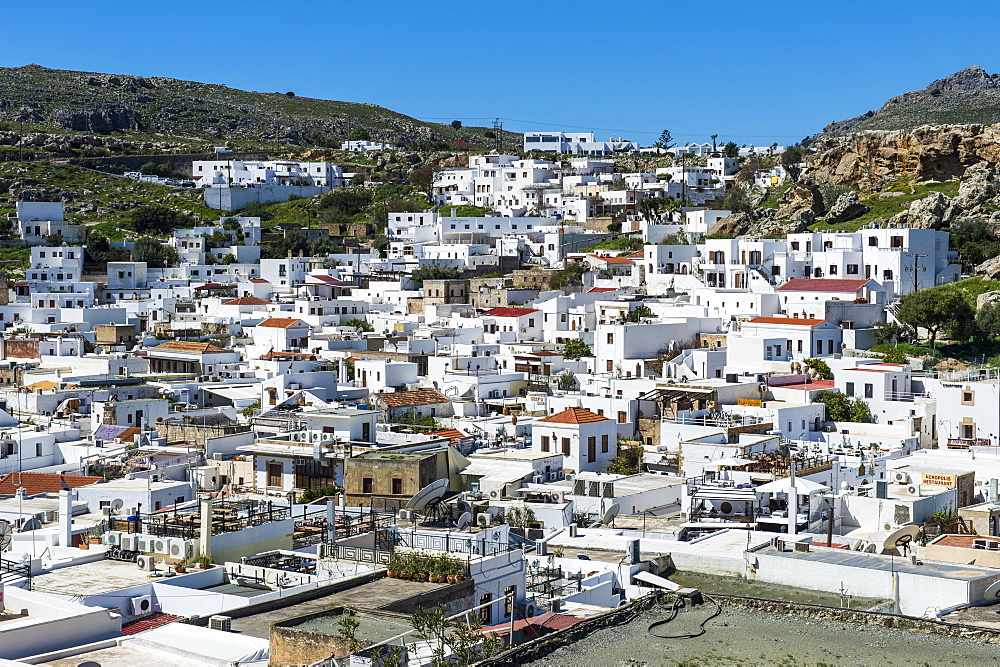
[6,0,1000,145]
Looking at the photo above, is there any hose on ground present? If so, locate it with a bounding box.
[647,590,722,640]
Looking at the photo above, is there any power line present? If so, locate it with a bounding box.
[422,116,805,139]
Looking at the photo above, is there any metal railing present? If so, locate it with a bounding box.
[0,557,31,588]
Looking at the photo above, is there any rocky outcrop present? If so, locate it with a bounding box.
[53,104,144,133]
[708,209,809,238]
[976,290,1000,309]
[975,257,1000,280]
[887,191,956,229]
[954,161,1000,212]
[824,190,869,223]
[775,181,824,222]
[809,124,1000,190]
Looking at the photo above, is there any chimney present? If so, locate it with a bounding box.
[199,497,213,560]
[59,489,73,547]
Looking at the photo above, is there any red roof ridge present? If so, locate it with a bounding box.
[777,278,872,292]
[482,307,540,317]
[257,317,307,328]
[538,406,609,424]
[748,316,828,326]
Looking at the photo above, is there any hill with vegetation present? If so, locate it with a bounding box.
[0,64,515,151]
[820,66,1000,135]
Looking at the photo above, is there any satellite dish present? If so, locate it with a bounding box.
[19,517,42,532]
[406,479,449,511]
[882,525,920,554]
[456,512,472,530]
[984,579,1000,601]
[0,520,11,551]
[601,503,621,527]
[111,498,124,511]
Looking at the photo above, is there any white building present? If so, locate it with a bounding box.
[523,132,639,155]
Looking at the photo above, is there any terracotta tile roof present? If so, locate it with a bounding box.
[24,380,59,391]
[0,471,102,495]
[426,428,467,442]
[223,296,270,306]
[748,316,828,327]
[481,307,540,317]
[587,287,619,292]
[376,388,450,408]
[121,612,184,635]
[249,278,269,283]
[775,379,836,391]
[588,254,634,264]
[538,407,608,424]
[308,274,344,284]
[153,340,230,353]
[193,282,235,290]
[257,317,307,328]
[626,250,645,258]
[776,278,872,292]
[260,351,316,360]
[482,611,583,636]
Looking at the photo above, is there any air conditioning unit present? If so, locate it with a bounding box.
[903,484,920,496]
[137,555,155,572]
[129,595,154,617]
[105,532,120,546]
[894,472,910,484]
[120,535,135,551]
[489,490,499,499]
[170,540,193,559]
[533,475,544,484]
[515,602,536,618]
[565,473,575,481]
[478,514,491,527]
[153,539,169,554]
[548,472,558,481]
[209,615,232,632]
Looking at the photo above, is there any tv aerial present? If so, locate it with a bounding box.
[0,520,11,552]
[406,479,450,524]
[882,525,920,556]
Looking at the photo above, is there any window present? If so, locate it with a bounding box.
[541,435,550,452]
[828,339,834,354]
[607,333,614,344]
[829,265,837,275]
[816,340,823,355]
[504,585,516,615]
[962,389,975,406]
[846,382,854,396]
[607,359,614,372]
[391,478,403,495]
[588,437,596,463]
[480,593,492,624]
[891,235,904,248]
[562,438,571,456]
[864,383,873,399]
[602,434,609,453]
[868,237,878,247]
[847,264,859,275]
[362,477,374,494]
[618,411,627,424]
[791,241,800,250]
[883,270,893,280]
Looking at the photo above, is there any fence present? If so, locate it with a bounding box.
[0,557,30,588]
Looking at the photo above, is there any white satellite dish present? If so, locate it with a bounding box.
[0,520,11,552]
[600,503,621,527]
[19,517,42,532]
[882,525,920,554]
[456,512,472,531]
[406,479,449,511]
[984,579,1000,600]
[111,498,124,511]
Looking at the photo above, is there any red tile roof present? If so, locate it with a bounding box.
[309,274,344,283]
[249,278,269,283]
[481,307,539,317]
[426,428,467,443]
[587,287,619,293]
[748,316,828,327]
[121,612,184,635]
[775,379,836,391]
[481,611,583,636]
[589,254,634,264]
[260,351,316,360]
[257,317,307,328]
[777,278,872,292]
[376,388,450,408]
[0,472,102,495]
[538,407,608,424]
[223,296,270,306]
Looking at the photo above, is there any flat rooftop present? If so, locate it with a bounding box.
[229,577,450,639]
[764,545,999,581]
[30,557,174,597]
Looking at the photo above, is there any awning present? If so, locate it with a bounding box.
[692,488,758,502]
[705,456,753,469]
[639,385,716,403]
[204,385,261,402]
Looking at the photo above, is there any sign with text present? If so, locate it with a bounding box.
[921,472,956,487]
[737,398,762,407]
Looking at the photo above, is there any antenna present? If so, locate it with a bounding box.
[882,525,920,556]
[599,503,621,528]
[0,520,11,552]
[456,511,472,531]
[984,579,1000,601]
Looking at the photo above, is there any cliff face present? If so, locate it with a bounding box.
[808,124,1000,190]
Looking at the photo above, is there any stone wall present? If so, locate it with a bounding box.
[271,621,355,667]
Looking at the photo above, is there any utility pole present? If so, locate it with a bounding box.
[493,119,503,154]
[908,252,928,293]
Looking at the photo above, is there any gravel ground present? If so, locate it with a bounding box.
[527,601,1000,666]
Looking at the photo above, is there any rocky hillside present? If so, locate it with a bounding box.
[0,64,515,149]
[821,66,1000,135]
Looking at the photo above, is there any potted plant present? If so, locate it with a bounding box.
[174,558,190,574]
[88,525,102,545]
[196,554,213,569]
[78,535,90,550]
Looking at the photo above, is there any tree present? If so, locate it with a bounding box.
[653,129,673,149]
[563,339,592,360]
[803,358,833,380]
[44,233,64,246]
[551,263,588,291]
[555,370,577,391]
[710,134,718,151]
[781,144,805,182]
[873,320,915,346]
[450,120,462,129]
[896,286,974,347]
[343,317,374,333]
[622,304,655,323]
[308,237,341,256]
[607,221,622,233]
[976,301,1000,339]
[371,235,389,258]
[724,141,739,158]
[238,200,274,221]
[607,445,644,475]
[320,188,373,215]
[879,346,910,364]
[408,164,436,194]
[129,205,189,235]
[815,391,873,423]
[130,235,178,268]
[722,183,754,213]
[221,217,241,231]
[348,127,371,141]
[410,263,461,286]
